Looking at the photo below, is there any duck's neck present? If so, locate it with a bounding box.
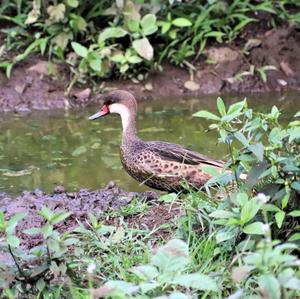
[120,109,139,146]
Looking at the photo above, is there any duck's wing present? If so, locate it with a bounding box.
[144,141,224,168]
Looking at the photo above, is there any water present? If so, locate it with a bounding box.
[0,92,299,195]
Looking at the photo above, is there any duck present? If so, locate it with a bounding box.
[89,90,224,192]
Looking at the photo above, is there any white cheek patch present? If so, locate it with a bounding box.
[109,103,130,131]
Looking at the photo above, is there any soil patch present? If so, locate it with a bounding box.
[0,182,159,252]
[1,26,300,112]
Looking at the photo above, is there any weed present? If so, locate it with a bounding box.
[0,1,299,88]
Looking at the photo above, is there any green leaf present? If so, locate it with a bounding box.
[54,32,71,50]
[216,229,236,243]
[6,212,27,234]
[141,14,157,35]
[141,14,156,28]
[98,27,128,43]
[288,233,300,241]
[168,292,190,299]
[127,55,142,64]
[72,145,87,157]
[157,21,171,34]
[209,210,235,219]
[228,100,245,115]
[193,110,220,120]
[172,18,192,27]
[241,198,260,224]
[120,64,129,73]
[205,31,225,39]
[39,206,54,221]
[217,97,226,116]
[275,211,285,228]
[283,276,300,291]
[111,54,126,63]
[63,237,79,246]
[139,282,159,293]
[132,38,153,61]
[105,281,138,295]
[258,274,281,299]
[51,211,72,225]
[291,181,300,192]
[159,193,177,203]
[71,42,88,58]
[151,239,189,273]
[0,211,5,230]
[294,111,300,117]
[41,223,53,238]
[288,127,300,142]
[112,226,125,244]
[234,132,249,146]
[66,0,79,8]
[6,235,20,247]
[47,3,66,23]
[243,221,264,235]
[248,143,264,161]
[128,19,140,32]
[173,273,218,291]
[131,265,159,281]
[288,210,300,217]
[89,56,102,72]
[25,0,41,24]
[236,192,248,206]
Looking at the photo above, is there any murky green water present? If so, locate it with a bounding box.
[0,92,299,195]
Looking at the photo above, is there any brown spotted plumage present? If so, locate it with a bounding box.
[89,90,224,192]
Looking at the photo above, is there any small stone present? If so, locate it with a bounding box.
[14,84,26,94]
[15,105,32,114]
[184,80,200,91]
[28,61,51,76]
[67,192,76,198]
[205,47,239,63]
[243,38,262,53]
[105,181,116,189]
[54,185,65,194]
[34,188,44,197]
[280,61,294,76]
[74,88,91,99]
[144,82,153,91]
[277,79,287,86]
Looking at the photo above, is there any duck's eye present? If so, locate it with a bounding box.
[105,98,115,105]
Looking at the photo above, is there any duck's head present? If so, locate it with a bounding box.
[88,90,137,121]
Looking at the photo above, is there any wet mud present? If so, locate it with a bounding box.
[0,26,300,112]
[0,182,159,251]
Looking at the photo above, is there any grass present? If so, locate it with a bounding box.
[0,98,300,298]
[0,0,300,91]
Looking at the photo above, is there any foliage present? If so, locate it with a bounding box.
[0,0,300,88]
[1,100,299,298]
[194,98,300,241]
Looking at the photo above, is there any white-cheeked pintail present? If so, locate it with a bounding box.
[89,90,224,192]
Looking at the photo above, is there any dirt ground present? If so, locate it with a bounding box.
[1,26,300,112]
[0,182,184,253]
[1,24,300,255]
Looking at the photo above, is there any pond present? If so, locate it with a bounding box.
[0,92,299,196]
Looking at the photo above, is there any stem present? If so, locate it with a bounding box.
[8,245,29,280]
[46,242,52,265]
[228,142,239,186]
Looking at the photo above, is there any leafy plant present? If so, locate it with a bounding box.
[194,98,300,247]
[1,0,299,86]
[92,239,219,298]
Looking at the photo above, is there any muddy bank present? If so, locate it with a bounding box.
[1,26,300,112]
[0,182,163,251]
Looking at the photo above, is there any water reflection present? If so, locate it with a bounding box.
[0,92,299,195]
